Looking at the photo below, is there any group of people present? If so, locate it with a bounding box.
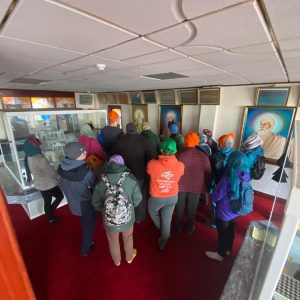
[23,110,265,266]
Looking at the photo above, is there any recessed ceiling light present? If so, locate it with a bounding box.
[96,63,106,71]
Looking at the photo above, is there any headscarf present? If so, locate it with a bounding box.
[226,151,251,200]
[80,123,96,138]
[199,132,208,145]
[185,132,199,148]
[23,137,42,182]
[108,155,125,166]
[203,129,212,138]
[218,133,235,149]
[241,133,263,152]
[160,138,177,155]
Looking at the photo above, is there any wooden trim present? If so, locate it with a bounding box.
[0,187,36,300]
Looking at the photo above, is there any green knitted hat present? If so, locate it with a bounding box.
[159,138,177,155]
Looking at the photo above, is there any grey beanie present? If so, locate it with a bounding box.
[64,142,85,160]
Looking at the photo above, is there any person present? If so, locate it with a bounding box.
[141,122,160,158]
[202,128,218,155]
[206,151,252,261]
[135,111,144,133]
[147,138,184,250]
[79,123,108,161]
[197,132,212,157]
[112,123,153,223]
[176,132,212,234]
[92,155,142,266]
[256,115,286,160]
[58,142,97,256]
[208,132,235,228]
[241,133,264,169]
[23,136,63,223]
[97,111,123,155]
[169,124,185,152]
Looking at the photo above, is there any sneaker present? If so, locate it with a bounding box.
[205,251,223,262]
[114,262,121,267]
[127,249,137,264]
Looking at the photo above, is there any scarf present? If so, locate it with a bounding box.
[80,123,96,138]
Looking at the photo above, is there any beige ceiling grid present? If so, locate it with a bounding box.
[0,0,299,92]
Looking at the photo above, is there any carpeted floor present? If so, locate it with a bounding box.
[8,195,285,300]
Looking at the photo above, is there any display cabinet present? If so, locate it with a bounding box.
[1,109,107,219]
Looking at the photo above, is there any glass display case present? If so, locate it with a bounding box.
[2,109,107,190]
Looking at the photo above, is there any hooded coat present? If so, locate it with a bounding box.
[141,129,160,158]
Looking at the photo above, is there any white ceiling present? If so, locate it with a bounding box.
[0,0,299,92]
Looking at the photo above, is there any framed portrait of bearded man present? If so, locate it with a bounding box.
[240,106,296,161]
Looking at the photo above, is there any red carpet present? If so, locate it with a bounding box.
[8,195,284,300]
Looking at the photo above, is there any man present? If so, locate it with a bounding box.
[112,123,153,223]
[58,142,97,256]
[141,122,160,158]
[97,111,123,155]
[169,124,185,152]
[135,111,144,133]
[256,115,286,160]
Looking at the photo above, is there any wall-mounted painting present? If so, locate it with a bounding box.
[129,91,142,104]
[131,104,148,133]
[159,105,182,136]
[31,97,55,109]
[55,97,75,108]
[240,106,296,161]
[256,87,290,106]
[178,89,198,104]
[199,88,220,105]
[117,93,129,104]
[2,96,32,109]
[108,105,122,129]
[159,90,175,104]
[142,91,157,104]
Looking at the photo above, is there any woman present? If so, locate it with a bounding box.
[206,151,252,261]
[24,136,63,223]
[241,133,264,169]
[147,138,184,250]
[92,155,142,266]
[79,123,107,160]
[197,132,212,157]
[202,129,218,155]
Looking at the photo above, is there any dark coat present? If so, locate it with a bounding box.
[112,133,153,180]
[58,158,97,216]
[97,126,123,155]
[141,129,160,158]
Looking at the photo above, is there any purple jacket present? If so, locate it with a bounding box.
[212,176,238,221]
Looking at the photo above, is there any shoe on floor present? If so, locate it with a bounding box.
[205,251,224,262]
[158,238,167,251]
[114,262,121,267]
[127,249,137,264]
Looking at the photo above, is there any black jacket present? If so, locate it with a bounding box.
[98,126,123,155]
[58,158,97,216]
[112,133,153,180]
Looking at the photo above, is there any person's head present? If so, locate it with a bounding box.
[142,122,151,131]
[185,132,199,148]
[108,111,119,126]
[199,132,208,145]
[203,129,212,138]
[80,123,96,138]
[126,122,137,134]
[259,115,275,132]
[23,136,41,156]
[159,138,177,156]
[218,132,235,150]
[64,142,86,160]
[108,155,125,166]
[241,133,263,152]
[168,124,178,135]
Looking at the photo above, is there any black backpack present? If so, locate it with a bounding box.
[250,156,266,180]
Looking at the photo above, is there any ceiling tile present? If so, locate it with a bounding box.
[60,0,178,34]
[173,45,220,56]
[2,0,135,53]
[94,38,164,61]
[0,0,12,22]
[264,0,300,40]
[148,2,269,49]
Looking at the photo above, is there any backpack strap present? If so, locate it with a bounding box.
[101,174,111,189]
[117,172,130,186]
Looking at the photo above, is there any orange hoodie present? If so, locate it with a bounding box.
[147,155,185,198]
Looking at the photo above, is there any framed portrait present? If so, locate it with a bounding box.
[129,91,142,104]
[177,89,198,104]
[159,105,182,135]
[2,96,32,109]
[31,97,55,109]
[240,106,296,161]
[256,87,290,106]
[55,97,75,108]
[117,93,129,104]
[108,105,122,129]
[199,88,220,105]
[159,90,175,104]
[106,93,118,104]
[131,104,148,133]
[142,91,157,104]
